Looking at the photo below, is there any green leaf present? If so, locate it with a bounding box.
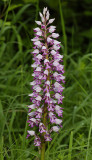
[80,29,92,39]
[0,20,3,27]
[4,21,11,25]
[1,0,9,1]
[23,0,37,3]
[8,4,23,12]
[0,136,4,160]
[0,43,6,59]
[0,100,5,138]
[43,0,59,9]
[12,4,31,24]
[84,11,92,16]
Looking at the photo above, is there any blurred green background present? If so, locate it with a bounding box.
[0,0,92,159]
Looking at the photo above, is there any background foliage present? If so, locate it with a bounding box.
[0,0,92,159]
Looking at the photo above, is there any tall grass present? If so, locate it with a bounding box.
[0,0,92,159]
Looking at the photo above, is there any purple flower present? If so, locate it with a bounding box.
[27,7,65,146]
[34,136,41,146]
[44,133,52,141]
[39,123,46,133]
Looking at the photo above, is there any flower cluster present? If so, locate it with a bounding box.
[27,7,65,146]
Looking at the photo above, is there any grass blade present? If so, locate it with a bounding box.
[68,131,73,160]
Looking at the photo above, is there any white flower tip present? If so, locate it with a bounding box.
[28,104,35,109]
[36,96,42,101]
[44,70,48,75]
[39,12,43,18]
[28,93,33,97]
[34,27,40,32]
[55,119,62,124]
[36,31,42,36]
[37,108,42,113]
[30,81,36,85]
[36,86,41,92]
[45,80,50,85]
[36,54,43,60]
[43,7,47,15]
[46,11,50,20]
[28,130,35,136]
[42,46,46,50]
[55,93,61,99]
[53,61,59,66]
[51,50,56,55]
[32,73,35,77]
[39,12,45,22]
[49,18,55,24]
[52,33,59,38]
[35,21,41,25]
[45,92,50,97]
[35,67,41,72]
[52,126,60,132]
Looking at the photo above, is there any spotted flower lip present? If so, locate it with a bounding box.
[35,95,42,101]
[48,26,56,33]
[51,50,57,55]
[27,7,65,147]
[34,136,41,146]
[36,54,43,60]
[44,133,52,141]
[45,80,50,85]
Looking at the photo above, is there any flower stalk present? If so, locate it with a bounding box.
[41,25,49,159]
[26,7,65,160]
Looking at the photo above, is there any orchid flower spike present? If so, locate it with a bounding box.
[27,7,65,147]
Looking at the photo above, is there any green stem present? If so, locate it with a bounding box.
[41,103,47,160]
[41,135,46,160]
[0,0,11,38]
[40,21,49,160]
